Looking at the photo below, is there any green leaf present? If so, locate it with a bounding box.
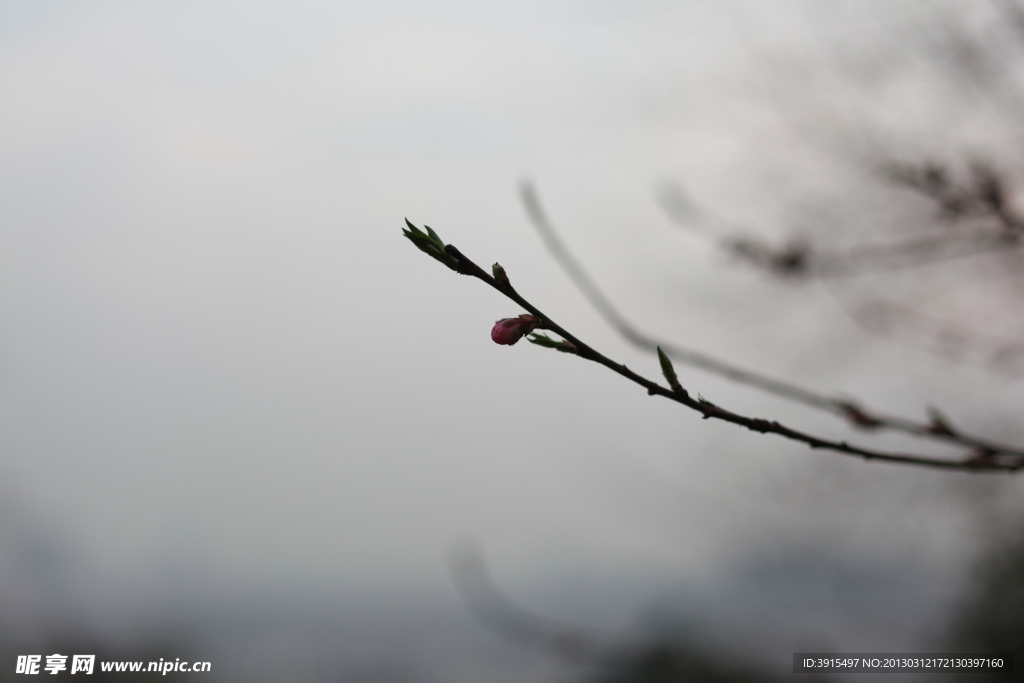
[527,333,575,353]
[657,346,685,394]
[403,219,459,269]
[926,405,955,435]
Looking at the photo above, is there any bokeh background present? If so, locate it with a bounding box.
[2,1,1023,680]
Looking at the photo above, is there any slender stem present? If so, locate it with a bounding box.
[657,180,1023,278]
[521,182,1024,460]
[441,243,1023,472]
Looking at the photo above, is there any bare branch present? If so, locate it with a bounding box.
[449,543,781,680]
[404,221,1024,472]
[520,184,1024,461]
[655,166,1024,279]
[448,542,609,660]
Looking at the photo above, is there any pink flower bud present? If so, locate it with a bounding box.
[491,314,540,345]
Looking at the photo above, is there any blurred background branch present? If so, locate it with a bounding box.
[520,182,1024,463]
[656,161,1023,279]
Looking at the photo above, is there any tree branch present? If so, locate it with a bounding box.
[404,220,1024,472]
[448,542,609,660]
[518,185,1024,461]
[655,175,1022,279]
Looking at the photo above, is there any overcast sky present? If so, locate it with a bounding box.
[1,0,1022,624]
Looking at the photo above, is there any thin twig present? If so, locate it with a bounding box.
[405,220,1024,472]
[656,180,1022,278]
[449,545,783,680]
[449,542,611,660]
[519,184,1024,460]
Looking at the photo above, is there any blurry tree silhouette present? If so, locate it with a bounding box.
[587,643,778,683]
[941,508,1024,681]
[450,543,785,683]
